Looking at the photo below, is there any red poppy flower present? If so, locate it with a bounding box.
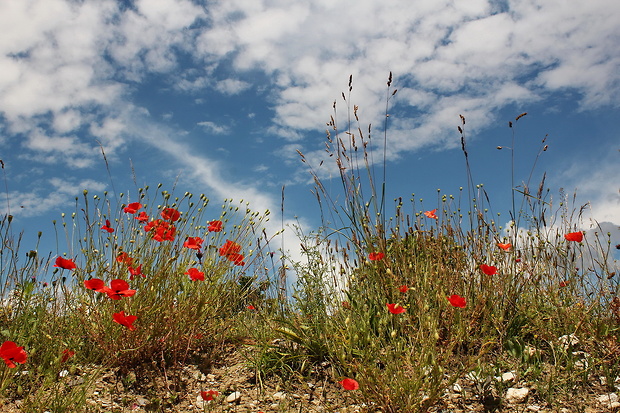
[339,378,359,390]
[386,303,406,314]
[424,209,438,219]
[155,225,176,242]
[105,279,136,300]
[447,294,467,308]
[200,390,219,401]
[247,305,256,310]
[116,252,133,266]
[145,219,177,242]
[134,211,149,222]
[113,311,137,331]
[226,252,245,266]
[497,243,511,251]
[161,207,181,222]
[399,285,409,293]
[183,237,203,250]
[559,280,569,288]
[123,202,142,214]
[218,240,245,265]
[128,265,144,280]
[564,232,583,242]
[0,341,27,368]
[61,349,75,363]
[54,256,76,270]
[101,219,114,233]
[368,252,384,261]
[186,268,205,281]
[480,264,497,275]
[219,240,241,256]
[208,220,223,232]
[84,278,106,292]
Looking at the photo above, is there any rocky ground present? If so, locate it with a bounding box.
[1,343,619,412]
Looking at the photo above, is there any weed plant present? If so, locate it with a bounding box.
[0,186,277,411]
[0,75,618,412]
[261,74,620,412]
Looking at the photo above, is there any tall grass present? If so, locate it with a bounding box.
[266,74,619,412]
[0,75,618,412]
[0,186,278,411]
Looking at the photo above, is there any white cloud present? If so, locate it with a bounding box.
[3,0,618,164]
[558,146,620,226]
[214,78,251,95]
[53,109,82,134]
[197,121,231,135]
[0,0,618,246]
[1,177,107,218]
[129,113,307,264]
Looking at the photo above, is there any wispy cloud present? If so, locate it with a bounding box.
[0,0,618,235]
[1,177,107,218]
[197,121,231,135]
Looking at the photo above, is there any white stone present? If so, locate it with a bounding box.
[272,391,286,400]
[558,334,579,350]
[195,395,205,409]
[58,369,69,378]
[597,393,619,405]
[505,387,529,403]
[495,372,516,382]
[135,397,149,407]
[527,405,542,411]
[226,391,241,403]
[452,383,462,393]
[192,371,207,381]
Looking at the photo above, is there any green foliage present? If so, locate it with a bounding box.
[0,77,618,412]
[0,187,276,411]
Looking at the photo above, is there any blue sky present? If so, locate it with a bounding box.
[0,0,619,266]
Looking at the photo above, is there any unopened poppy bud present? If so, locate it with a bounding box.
[386,268,394,276]
[497,146,503,150]
[390,330,397,338]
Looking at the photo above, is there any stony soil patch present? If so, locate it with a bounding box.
[1,344,619,412]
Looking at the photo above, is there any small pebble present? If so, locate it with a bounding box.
[226,391,241,403]
[505,387,529,403]
[272,391,286,400]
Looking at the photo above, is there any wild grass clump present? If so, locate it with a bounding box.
[252,74,620,412]
[0,186,277,411]
[0,75,618,412]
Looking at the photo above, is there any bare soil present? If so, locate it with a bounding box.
[1,343,617,412]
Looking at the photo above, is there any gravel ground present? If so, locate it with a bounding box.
[1,343,618,412]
